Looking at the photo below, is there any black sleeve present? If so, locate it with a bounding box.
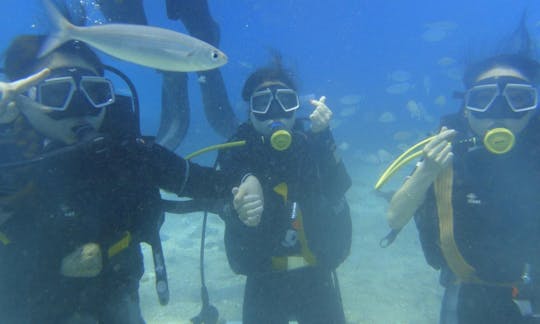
[414,186,445,270]
[309,129,352,200]
[122,138,230,199]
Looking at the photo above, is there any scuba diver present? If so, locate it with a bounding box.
[384,20,540,324]
[92,0,238,150]
[217,56,352,324]
[0,35,262,324]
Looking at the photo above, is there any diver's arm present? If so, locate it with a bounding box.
[124,139,228,198]
[387,127,455,230]
[134,139,263,207]
[310,129,351,199]
[387,163,439,229]
[308,96,351,198]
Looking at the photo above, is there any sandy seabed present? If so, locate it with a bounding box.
[139,163,443,324]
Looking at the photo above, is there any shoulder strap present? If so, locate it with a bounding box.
[434,165,516,287]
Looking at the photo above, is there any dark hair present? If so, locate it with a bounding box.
[241,53,297,101]
[3,35,103,81]
[462,14,540,87]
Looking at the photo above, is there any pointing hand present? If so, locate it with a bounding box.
[0,68,51,124]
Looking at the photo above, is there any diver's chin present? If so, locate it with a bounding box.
[49,114,101,145]
[51,120,92,145]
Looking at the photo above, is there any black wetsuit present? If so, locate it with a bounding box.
[218,122,352,324]
[0,102,228,324]
[415,113,540,324]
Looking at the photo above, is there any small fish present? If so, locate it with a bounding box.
[388,70,411,83]
[40,0,227,72]
[339,94,363,105]
[378,111,396,123]
[385,82,413,95]
[437,56,456,66]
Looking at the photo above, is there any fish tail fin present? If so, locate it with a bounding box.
[39,0,75,58]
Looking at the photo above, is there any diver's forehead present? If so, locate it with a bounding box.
[255,81,290,91]
[32,52,99,75]
[475,66,528,82]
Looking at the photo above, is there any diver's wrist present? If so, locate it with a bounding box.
[241,173,253,184]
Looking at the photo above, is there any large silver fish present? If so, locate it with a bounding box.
[40,0,228,72]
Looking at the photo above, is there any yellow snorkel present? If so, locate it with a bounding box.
[185,140,246,160]
[374,127,515,191]
[184,130,293,161]
[374,135,436,190]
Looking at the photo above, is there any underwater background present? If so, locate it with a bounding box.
[2,0,540,323]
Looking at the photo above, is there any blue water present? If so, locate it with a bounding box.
[2,0,540,322]
[3,0,539,157]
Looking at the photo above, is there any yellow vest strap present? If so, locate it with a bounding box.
[107,231,132,258]
[435,166,515,287]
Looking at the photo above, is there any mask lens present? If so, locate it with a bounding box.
[276,89,299,111]
[81,77,115,107]
[504,84,537,112]
[466,85,498,112]
[37,78,75,110]
[250,89,272,114]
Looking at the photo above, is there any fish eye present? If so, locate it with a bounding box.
[211,51,219,61]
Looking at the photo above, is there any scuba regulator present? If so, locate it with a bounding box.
[269,121,292,151]
[482,127,516,154]
[450,127,516,155]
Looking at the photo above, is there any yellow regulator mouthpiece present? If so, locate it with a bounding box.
[483,127,515,154]
[270,129,292,151]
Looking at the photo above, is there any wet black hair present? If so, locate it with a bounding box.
[462,14,540,88]
[241,53,297,102]
[3,34,104,81]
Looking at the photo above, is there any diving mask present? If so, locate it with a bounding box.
[465,77,538,118]
[250,87,299,120]
[26,67,115,113]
